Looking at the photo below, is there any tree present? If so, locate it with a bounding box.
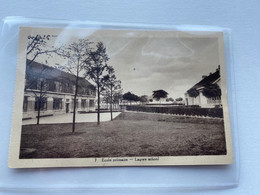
[123,92,139,104]
[102,66,121,121]
[132,94,140,102]
[101,90,110,107]
[140,95,149,104]
[25,63,52,125]
[152,90,168,103]
[123,92,132,104]
[27,34,57,66]
[166,97,174,102]
[112,90,123,108]
[187,88,199,98]
[26,34,57,125]
[85,42,109,125]
[101,89,123,109]
[56,39,93,132]
[202,83,221,99]
[175,97,183,101]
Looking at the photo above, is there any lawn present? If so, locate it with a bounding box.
[20,112,226,159]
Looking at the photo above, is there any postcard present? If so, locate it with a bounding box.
[9,27,233,168]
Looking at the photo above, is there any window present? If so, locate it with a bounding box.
[48,80,56,91]
[62,82,70,93]
[89,99,94,107]
[72,99,79,108]
[36,79,47,90]
[34,97,47,111]
[72,85,76,93]
[90,89,95,95]
[209,96,221,100]
[47,80,62,92]
[81,99,86,108]
[23,96,28,112]
[53,98,63,110]
[29,80,37,90]
[54,81,62,92]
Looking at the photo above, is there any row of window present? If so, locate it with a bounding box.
[23,97,95,112]
[26,78,95,96]
[71,99,94,108]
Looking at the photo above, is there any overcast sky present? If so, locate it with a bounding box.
[29,28,221,99]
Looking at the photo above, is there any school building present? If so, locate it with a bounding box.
[22,61,96,120]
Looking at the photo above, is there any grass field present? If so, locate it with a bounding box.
[20,112,226,158]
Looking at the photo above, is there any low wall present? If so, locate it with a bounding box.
[125,105,223,118]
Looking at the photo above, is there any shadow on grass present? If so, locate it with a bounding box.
[19,112,227,159]
[60,132,86,137]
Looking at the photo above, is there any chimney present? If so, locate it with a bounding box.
[216,65,220,71]
[202,75,207,79]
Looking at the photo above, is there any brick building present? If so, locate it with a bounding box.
[22,61,96,120]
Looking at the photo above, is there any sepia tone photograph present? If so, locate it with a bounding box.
[9,27,233,168]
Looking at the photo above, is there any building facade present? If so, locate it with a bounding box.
[185,66,222,108]
[22,61,96,120]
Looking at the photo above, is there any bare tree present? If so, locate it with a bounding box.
[112,89,123,109]
[85,42,109,125]
[101,89,123,110]
[101,90,110,109]
[25,63,52,125]
[56,39,93,132]
[25,34,57,125]
[102,66,121,121]
[27,34,57,65]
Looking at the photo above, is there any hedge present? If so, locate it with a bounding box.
[125,105,223,118]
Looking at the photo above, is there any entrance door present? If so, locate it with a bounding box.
[66,103,70,113]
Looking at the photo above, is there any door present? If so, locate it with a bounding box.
[66,103,70,113]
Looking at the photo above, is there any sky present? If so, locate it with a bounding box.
[27,28,221,99]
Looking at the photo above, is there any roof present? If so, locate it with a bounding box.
[26,60,95,89]
[187,67,220,92]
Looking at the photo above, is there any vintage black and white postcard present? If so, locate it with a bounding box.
[9,27,233,168]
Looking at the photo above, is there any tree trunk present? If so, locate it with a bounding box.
[72,76,79,132]
[36,81,43,125]
[97,83,100,125]
[110,85,113,121]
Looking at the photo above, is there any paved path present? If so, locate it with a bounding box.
[22,112,122,125]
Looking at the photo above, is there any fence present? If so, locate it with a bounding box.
[125,105,223,118]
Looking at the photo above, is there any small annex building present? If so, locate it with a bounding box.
[184,66,222,108]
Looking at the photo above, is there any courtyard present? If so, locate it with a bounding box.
[20,111,227,158]
[22,112,122,125]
